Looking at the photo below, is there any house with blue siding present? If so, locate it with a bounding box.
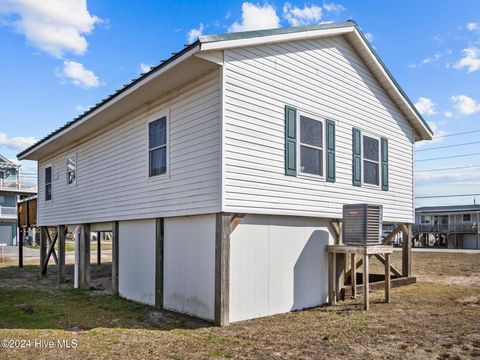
[18,21,432,324]
[0,155,36,245]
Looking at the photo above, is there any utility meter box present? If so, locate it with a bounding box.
[342,204,383,245]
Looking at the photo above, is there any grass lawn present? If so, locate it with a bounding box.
[0,252,479,359]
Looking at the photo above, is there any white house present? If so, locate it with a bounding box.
[17,21,432,325]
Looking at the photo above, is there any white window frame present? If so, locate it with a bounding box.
[66,153,77,186]
[296,111,325,179]
[44,163,53,202]
[462,213,472,223]
[147,111,169,180]
[361,132,381,188]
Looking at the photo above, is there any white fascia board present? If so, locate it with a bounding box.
[18,44,201,160]
[199,26,355,51]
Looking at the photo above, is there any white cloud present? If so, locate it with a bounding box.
[229,2,280,32]
[322,2,346,13]
[454,47,480,73]
[283,3,322,26]
[139,63,151,74]
[416,120,447,148]
[422,51,441,64]
[415,97,437,116]
[75,104,88,112]
[444,111,453,118]
[0,0,101,58]
[0,132,36,151]
[364,32,374,42]
[467,22,478,31]
[56,60,99,88]
[409,52,441,68]
[450,94,480,115]
[187,23,204,44]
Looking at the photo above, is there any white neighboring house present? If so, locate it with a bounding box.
[17,21,432,325]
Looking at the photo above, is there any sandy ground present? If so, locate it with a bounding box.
[0,251,479,359]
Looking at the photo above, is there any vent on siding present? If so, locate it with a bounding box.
[342,204,383,246]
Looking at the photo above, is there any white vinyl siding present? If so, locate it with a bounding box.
[37,70,221,225]
[222,35,415,223]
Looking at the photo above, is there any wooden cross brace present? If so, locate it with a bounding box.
[345,223,405,280]
[42,227,59,272]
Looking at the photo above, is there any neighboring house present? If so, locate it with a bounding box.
[415,205,480,249]
[17,21,432,324]
[0,155,36,245]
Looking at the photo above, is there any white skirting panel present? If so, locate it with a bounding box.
[229,215,333,323]
[118,219,156,306]
[164,214,216,321]
[463,234,479,249]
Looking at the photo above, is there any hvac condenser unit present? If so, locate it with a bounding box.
[342,204,383,246]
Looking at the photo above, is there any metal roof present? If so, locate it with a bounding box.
[17,20,432,160]
[17,40,199,159]
[416,205,480,214]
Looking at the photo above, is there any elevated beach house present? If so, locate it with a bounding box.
[18,21,432,325]
[0,154,36,245]
[415,205,480,249]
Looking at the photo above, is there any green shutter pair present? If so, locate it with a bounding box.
[284,105,336,182]
[352,128,389,190]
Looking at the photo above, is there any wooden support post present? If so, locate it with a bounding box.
[155,218,164,309]
[402,224,412,277]
[385,253,391,303]
[351,253,356,298]
[363,253,369,311]
[215,214,231,326]
[58,225,66,284]
[112,222,119,295]
[18,228,23,268]
[328,252,335,305]
[78,224,90,289]
[97,231,101,265]
[39,226,47,277]
[335,253,345,299]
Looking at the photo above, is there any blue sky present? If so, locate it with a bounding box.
[0,0,479,206]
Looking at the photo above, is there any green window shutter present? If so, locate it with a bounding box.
[381,137,389,191]
[326,119,336,182]
[285,105,297,176]
[352,128,361,186]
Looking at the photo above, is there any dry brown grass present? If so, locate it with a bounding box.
[0,251,479,359]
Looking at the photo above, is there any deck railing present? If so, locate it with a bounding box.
[413,223,478,234]
[0,179,37,192]
[0,206,17,218]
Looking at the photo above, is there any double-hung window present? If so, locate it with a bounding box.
[463,214,471,222]
[67,154,76,185]
[362,135,380,186]
[149,116,167,177]
[299,115,323,176]
[45,166,52,201]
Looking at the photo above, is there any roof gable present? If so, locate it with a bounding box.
[18,21,432,161]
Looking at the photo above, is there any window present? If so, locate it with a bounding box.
[299,115,323,176]
[463,214,471,222]
[420,215,431,224]
[67,154,76,185]
[149,116,167,177]
[362,135,380,186]
[45,166,52,201]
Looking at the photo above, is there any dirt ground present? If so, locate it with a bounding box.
[0,252,479,359]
